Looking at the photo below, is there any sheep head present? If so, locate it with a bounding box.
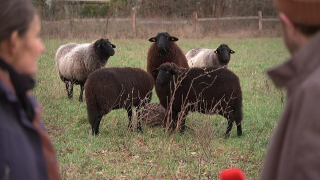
[149,32,178,54]
[94,38,116,59]
[214,44,235,65]
[153,62,179,84]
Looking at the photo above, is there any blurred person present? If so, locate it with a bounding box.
[261,0,320,179]
[0,0,61,179]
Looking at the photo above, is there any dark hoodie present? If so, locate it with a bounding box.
[0,58,61,180]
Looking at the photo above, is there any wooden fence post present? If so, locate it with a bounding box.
[192,12,198,32]
[258,11,262,30]
[70,19,74,35]
[64,4,70,19]
[215,0,221,35]
[132,12,136,37]
[105,20,108,36]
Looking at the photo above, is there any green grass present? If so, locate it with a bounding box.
[34,38,288,179]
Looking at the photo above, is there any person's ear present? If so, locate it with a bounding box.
[279,13,296,38]
[9,31,19,55]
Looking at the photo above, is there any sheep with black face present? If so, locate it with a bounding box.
[147,32,189,82]
[55,38,116,102]
[186,44,235,68]
[153,62,243,137]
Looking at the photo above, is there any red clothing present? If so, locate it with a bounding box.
[0,66,61,180]
[261,32,320,179]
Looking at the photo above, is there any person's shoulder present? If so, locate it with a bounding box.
[301,67,320,90]
[293,68,320,103]
[26,91,39,106]
[0,98,19,130]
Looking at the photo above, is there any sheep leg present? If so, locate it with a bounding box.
[171,110,187,133]
[179,118,187,134]
[68,80,75,99]
[64,80,70,98]
[236,123,242,136]
[225,119,233,137]
[177,111,188,134]
[65,81,69,92]
[171,110,179,133]
[127,107,134,131]
[136,107,143,133]
[79,83,85,102]
[225,113,242,136]
[235,116,242,136]
[92,113,102,135]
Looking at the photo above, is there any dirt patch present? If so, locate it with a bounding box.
[44,122,66,137]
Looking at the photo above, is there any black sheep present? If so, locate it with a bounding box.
[85,67,154,135]
[147,32,189,82]
[153,63,243,136]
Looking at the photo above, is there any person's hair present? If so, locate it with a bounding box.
[0,0,37,42]
[293,23,320,37]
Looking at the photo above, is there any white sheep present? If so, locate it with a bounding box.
[186,44,235,68]
[55,38,116,102]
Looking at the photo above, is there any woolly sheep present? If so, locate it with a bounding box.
[147,32,189,81]
[85,67,154,135]
[186,44,235,68]
[153,62,242,136]
[55,38,116,102]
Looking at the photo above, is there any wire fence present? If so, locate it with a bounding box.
[41,11,281,39]
[38,0,280,39]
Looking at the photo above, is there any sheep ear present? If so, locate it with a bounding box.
[171,69,178,75]
[152,68,159,73]
[230,50,235,54]
[170,37,179,41]
[111,44,116,48]
[149,37,157,42]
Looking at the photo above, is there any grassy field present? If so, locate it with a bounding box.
[34,37,288,179]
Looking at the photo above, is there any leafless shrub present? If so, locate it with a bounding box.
[139,103,166,127]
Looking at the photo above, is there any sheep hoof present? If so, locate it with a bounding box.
[163,128,174,134]
[137,127,143,133]
[128,127,134,132]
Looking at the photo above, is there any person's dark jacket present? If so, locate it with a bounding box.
[0,58,61,180]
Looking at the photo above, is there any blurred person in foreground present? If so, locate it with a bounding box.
[0,0,61,179]
[261,0,320,179]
